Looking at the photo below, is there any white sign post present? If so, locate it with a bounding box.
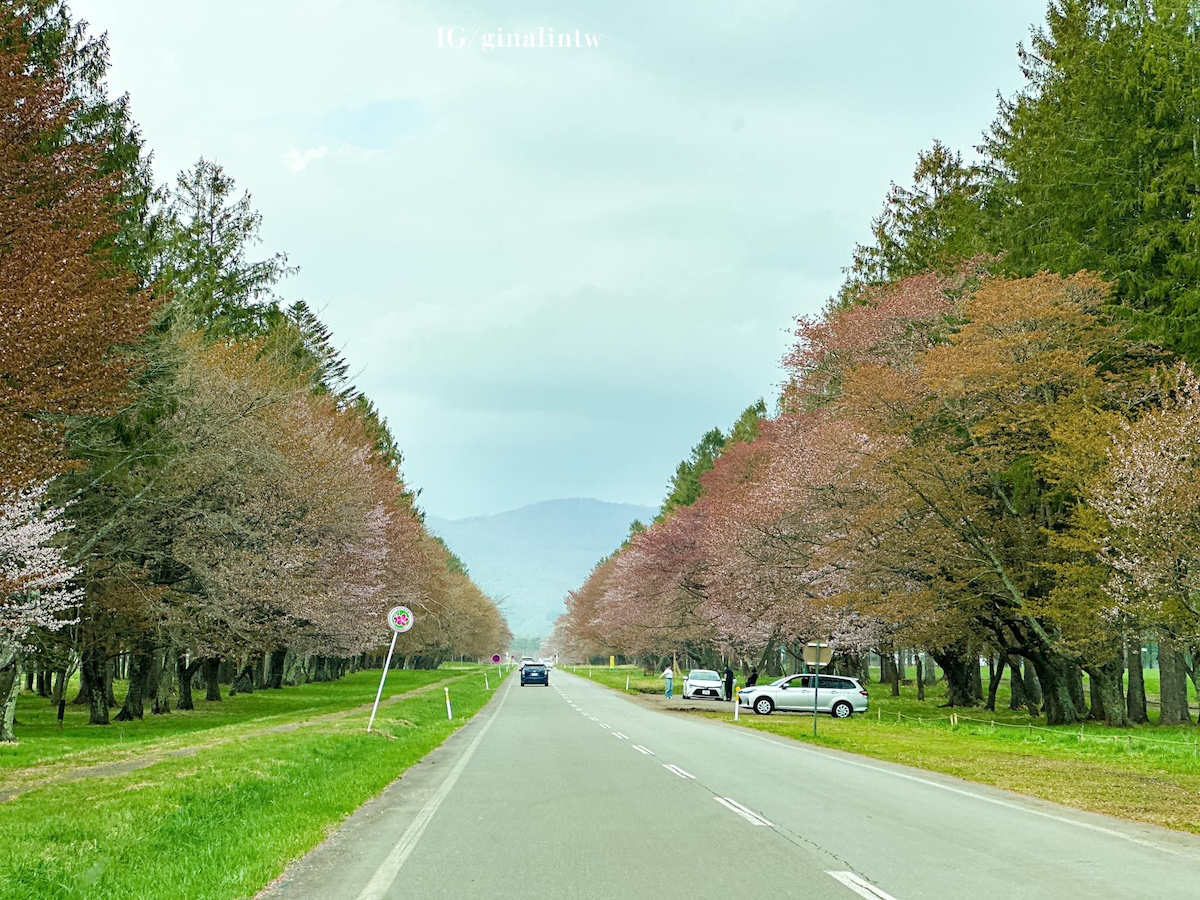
[367,606,414,733]
[803,641,833,738]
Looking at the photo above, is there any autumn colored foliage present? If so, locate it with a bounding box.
[0,13,155,493]
[0,7,508,738]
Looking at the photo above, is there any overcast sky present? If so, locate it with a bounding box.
[74,0,1049,520]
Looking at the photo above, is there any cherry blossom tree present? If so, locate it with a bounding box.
[0,482,81,740]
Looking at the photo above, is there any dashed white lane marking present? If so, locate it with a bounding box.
[631,745,654,755]
[715,797,773,827]
[599,723,611,729]
[663,764,695,779]
[356,679,509,900]
[827,871,899,899]
[612,731,628,740]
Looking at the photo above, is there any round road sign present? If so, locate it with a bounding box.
[387,606,414,633]
[491,654,501,663]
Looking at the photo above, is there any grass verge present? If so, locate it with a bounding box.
[572,664,1200,834]
[0,666,507,899]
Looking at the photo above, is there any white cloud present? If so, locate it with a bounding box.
[283,145,329,173]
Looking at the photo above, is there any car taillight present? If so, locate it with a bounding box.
[859,690,869,697]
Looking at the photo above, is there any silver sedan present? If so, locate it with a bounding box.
[737,673,868,718]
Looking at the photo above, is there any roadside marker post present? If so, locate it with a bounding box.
[485,673,490,690]
[367,606,415,733]
[445,686,453,720]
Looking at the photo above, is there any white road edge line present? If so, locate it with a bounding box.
[663,764,695,779]
[792,741,1192,858]
[736,728,1192,859]
[356,681,509,900]
[714,797,773,827]
[631,745,653,755]
[827,870,899,899]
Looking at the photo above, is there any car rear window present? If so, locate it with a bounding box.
[526,665,546,672]
[818,676,853,689]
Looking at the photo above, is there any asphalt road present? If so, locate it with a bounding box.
[262,669,1200,900]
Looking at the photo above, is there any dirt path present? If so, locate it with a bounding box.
[0,675,467,803]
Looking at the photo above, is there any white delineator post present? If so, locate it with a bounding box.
[444,686,453,720]
[485,673,490,690]
[367,605,415,734]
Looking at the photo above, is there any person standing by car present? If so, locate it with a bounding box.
[660,665,674,698]
[724,665,734,702]
[746,666,758,687]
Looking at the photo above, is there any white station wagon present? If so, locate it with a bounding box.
[737,673,869,718]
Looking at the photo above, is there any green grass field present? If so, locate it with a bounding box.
[572,663,1200,834]
[0,665,508,900]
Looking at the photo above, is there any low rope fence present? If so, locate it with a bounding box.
[876,709,1200,757]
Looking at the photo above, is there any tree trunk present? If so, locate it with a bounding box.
[177,656,203,711]
[1088,667,1104,721]
[985,653,1008,711]
[82,648,109,726]
[0,662,20,742]
[1066,661,1087,717]
[1085,658,1130,727]
[932,648,981,707]
[916,655,925,701]
[231,657,257,695]
[36,661,50,698]
[266,648,287,689]
[1157,642,1192,725]
[1027,651,1083,725]
[153,647,177,715]
[282,650,306,686]
[115,650,153,721]
[203,658,222,702]
[71,660,91,705]
[1009,655,1025,711]
[105,659,116,708]
[1021,656,1043,715]
[1125,640,1148,724]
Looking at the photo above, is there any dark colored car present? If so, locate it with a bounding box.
[520,663,549,686]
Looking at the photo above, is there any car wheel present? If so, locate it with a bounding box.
[753,696,774,716]
[831,700,853,719]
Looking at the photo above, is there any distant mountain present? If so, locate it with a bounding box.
[427,499,655,640]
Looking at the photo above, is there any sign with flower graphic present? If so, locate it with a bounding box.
[387,606,414,633]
